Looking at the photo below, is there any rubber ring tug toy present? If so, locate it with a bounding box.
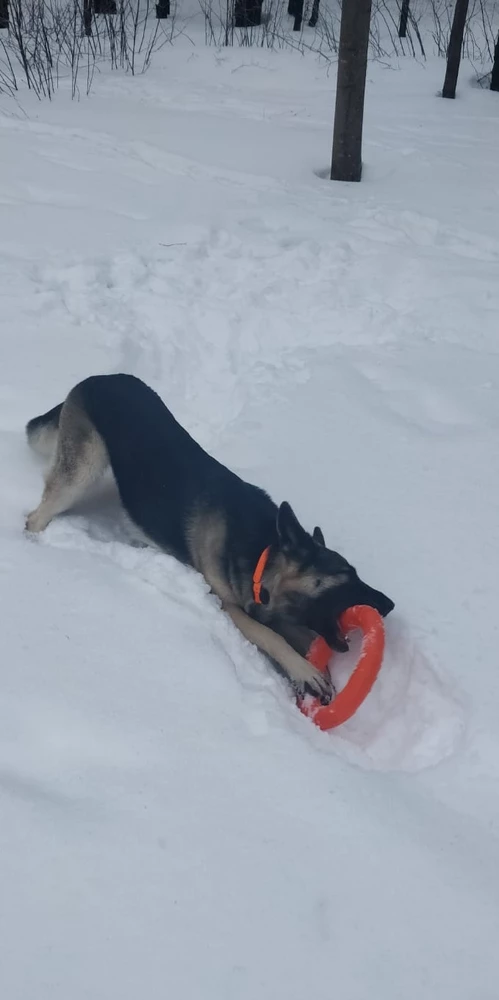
[299,605,385,730]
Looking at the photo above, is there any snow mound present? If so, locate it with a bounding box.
[323,619,466,772]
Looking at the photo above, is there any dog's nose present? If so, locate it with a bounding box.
[379,595,395,617]
[373,593,395,618]
[361,585,394,618]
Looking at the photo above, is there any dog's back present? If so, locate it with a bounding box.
[27,374,277,567]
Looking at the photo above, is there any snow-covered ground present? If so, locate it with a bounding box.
[1,41,499,999]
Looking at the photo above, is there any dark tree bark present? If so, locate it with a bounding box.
[0,0,8,29]
[330,0,372,182]
[398,0,410,37]
[442,0,469,99]
[491,33,499,91]
[234,0,262,25]
[93,0,117,13]
[288,0,320,29]
[308,0,320,27]
[83,0,92,35]
[290,0,303,30]
[156,0,170,16]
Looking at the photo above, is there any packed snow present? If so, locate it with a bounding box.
[1,35,499,1000]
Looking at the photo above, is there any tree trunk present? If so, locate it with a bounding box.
[290,0,304,30]
[0,0,8,29]
[491,33,499,91]
[234,0,262,25]
[398,0,410,37]
[93,0,117,13]
[331,0,372,182]
[308,0,320,26]
[442,0,469,99]
[83,0,92,35]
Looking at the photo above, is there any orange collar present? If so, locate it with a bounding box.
[252,546,271,604]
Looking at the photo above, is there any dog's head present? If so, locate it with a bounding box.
[256,502,394,651]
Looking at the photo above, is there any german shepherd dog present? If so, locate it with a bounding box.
[25,374,394,704]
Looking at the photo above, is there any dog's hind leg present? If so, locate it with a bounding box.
[25,394,108,533]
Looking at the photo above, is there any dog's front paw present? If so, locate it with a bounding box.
[297,664,334,706]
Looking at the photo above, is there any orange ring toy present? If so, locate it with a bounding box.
[299,605,385,730]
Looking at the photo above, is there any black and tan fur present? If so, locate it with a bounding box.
[26,374,394,703]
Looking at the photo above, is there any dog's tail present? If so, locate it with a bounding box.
[26,402,63,459]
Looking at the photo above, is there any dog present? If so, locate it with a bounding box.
[25,374,394,703]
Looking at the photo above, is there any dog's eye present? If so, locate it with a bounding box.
[315,579,322,589]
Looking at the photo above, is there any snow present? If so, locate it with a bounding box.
[1,39,499,999]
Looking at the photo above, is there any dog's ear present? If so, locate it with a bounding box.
[313,526,325,547]
[276,502,308,551]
